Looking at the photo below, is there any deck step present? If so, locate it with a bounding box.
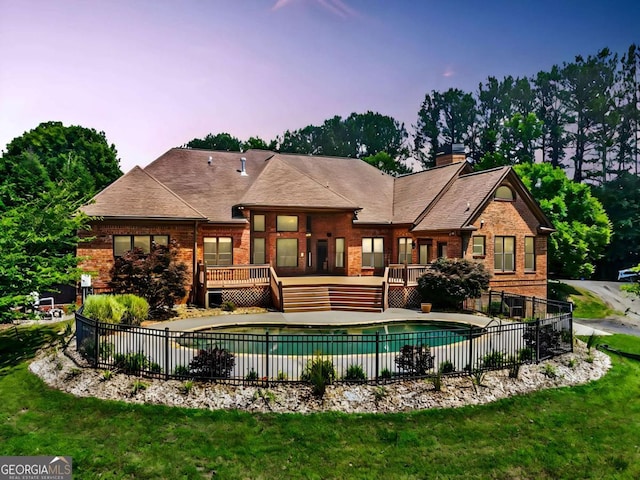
[281,283,383,313]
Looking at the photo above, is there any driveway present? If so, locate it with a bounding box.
[563,279,640,336]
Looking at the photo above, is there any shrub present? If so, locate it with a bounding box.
[301,356,336,397]
[221,301,237,312]
[276,370,288,381]
[113,352,151,375]
[373,386,388,403]
[518,347,535,362]
[83,295,126,324]
[395,344,434,375]
[114,294,149,325]
[523,322,562,359]
[439,360,455,374]
[189,347,235,378]
[506,355,520,379]
[131,380,148,395]
[181,380,194,395]
[245,368,259,382]
[379,368,392,379]
[417,258,491,309]
[343,364,367,382]
[430,372,443,391]
[109,240,188,316]
[82,294,149,325]
[481,350,505,369]
[542,364,558,378]
[173,365,190,377]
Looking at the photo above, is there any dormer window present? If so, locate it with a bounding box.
[495,185,515,201]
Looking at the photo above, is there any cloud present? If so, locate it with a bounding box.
[442,67,455,78]
[272,0,357,18]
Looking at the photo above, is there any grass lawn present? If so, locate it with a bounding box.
[1,323,640,479]
[550,281,618,319]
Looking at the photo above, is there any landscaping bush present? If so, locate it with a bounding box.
[83,295,126,324]
[221,301,237,312]
[395,344,434,375]
[113,352,152,375]
[417,258,491,309]
[343,364,367,382]
[481,350,505,369]
[523,322,562,359]
[109,240,188,316]
[301,356,336,397]
[189,347,235,378]
[439,360,455,374]
[115,294,149,325]
[82,294,149,325]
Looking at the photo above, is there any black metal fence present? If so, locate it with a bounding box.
[465,290,573,320]
[75,294,573,385]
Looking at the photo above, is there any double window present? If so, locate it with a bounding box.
[113,235,168,257]
[204,237,233,266]
[362,238,384,268]
[494,236,515,272]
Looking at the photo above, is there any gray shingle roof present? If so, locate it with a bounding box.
[82,148,550,231]
[81,166,206,220]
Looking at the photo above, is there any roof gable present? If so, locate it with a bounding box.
[81,166,206,220]
[237,155,359,210]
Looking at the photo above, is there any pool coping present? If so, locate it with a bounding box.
[145,308,493,333]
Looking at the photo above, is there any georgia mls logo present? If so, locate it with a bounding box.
[0,456,72,479]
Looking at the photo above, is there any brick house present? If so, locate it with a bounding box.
[78,146,554,310]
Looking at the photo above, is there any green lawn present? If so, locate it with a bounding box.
[550,281,618,319]
[1,323,640,479]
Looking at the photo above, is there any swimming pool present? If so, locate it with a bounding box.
[178,321,475,356]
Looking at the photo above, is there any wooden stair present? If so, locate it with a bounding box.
[282,284,383,313]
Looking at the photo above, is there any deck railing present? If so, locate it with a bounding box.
[200,264,270,287]
[387,264,433,286]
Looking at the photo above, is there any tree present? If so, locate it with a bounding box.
[594,173,640,279]
[414,89,477,169]
[109,240,189,315]
[362,152,411,176]
[186,132,242,151]
[514,163,611,278]
[0,189,90,322]
[475,112,543,170]
[2,121,122,200]
[417,258,491,309]
[242,136,276,151]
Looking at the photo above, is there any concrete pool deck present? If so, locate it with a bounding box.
[145,308,608,336]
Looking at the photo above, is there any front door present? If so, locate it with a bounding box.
[317,240,328,273]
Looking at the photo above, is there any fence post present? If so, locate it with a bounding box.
[265,332,270,384]
[468,325,474,373]
[375,332,380,382]
[93,319,99,367]
[500,291,505,316]
[488,290,492,314]
[535,319,541,363]
[532,296,536,319]
[164,328,170,380]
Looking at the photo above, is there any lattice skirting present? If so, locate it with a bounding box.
[388,287,421,309]
[221,287,271,308]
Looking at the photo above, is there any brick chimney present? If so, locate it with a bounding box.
[436,143,466,167]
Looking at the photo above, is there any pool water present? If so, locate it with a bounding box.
[178,321,473,355]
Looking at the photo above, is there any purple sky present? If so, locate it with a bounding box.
[1,0,639,172]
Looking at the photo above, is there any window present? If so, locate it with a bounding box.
[113,235,169,256]
[495,185,515,201]
[253,238,266,264]
[525,236,535,271]
[204,237,233,266]
[335,238,345,268]
[398,238,412,264]
[362,237,384,268]
[277,238,298,267]
[494,236,515,271]
[472,236,486,256]
[276,215,298,232]
[437,242,448,259]
[418,242,432,264]
[253,214,265,232]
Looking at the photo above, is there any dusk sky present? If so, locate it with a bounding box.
[1,0,639,172]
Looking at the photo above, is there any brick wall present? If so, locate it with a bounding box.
[77,220,197,299]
